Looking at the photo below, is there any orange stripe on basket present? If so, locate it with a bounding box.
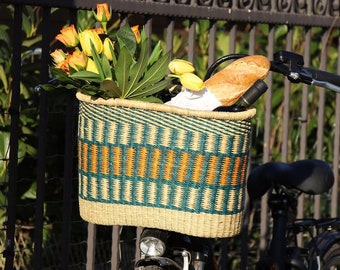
[206,156,218,184]
[231,157,241,186]
[81,142,88,173]
[177,152,190,182]
[138,147,148,178]
[220,157,231,186]
[113,147,122,176]
[126,148,135,177]
[150,149,162,179]
[90,145,98,173]
[164,150,175,181]
[101,146,109,175]
[240,155,248,184]
[192,154,205,183]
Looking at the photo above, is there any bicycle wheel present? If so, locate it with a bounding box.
[310,242,340,269]
[142,266,163,270]
[321,242,340,269]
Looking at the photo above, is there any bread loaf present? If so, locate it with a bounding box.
[204,55,270,106]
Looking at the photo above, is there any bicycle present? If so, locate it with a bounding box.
[136,51,340,270]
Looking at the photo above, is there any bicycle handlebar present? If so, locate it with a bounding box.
[271,50,340,93]
[205,50,340,94]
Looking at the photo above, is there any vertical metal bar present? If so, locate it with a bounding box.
[111,226,121,270]
[240,23,256,270]
[33,6,52,269]
[218,238,229,269]
[314,29,328,219]
[135,227,143,264]
[281,26,293,162]
[259,24,275,255]
[248,24,256,55]
[331,37,340,217]
[296,27,311,245]
[143,15,153,54]
[229,23,237,54]
[87,223,97,270]
[4,4,22,269]
[60,9,77,270]
[165,18,175,56]
[187,19,196,63]
[208,20,216,67]
[60,96,76,268]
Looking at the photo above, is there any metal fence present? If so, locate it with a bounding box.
[0,0,339,269]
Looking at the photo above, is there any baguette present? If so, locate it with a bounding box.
[204,55,270,106]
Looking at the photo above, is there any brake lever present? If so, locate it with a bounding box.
[272,51,314,84]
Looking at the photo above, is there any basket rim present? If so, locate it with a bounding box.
[76,91,256,121]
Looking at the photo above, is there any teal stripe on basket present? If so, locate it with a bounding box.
[77,101,251,216]
[78,170,246,215]
[81,102,251,137]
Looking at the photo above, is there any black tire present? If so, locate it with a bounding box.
[310,242,340,269]
[321,242,340,269]
[142,266,162,270]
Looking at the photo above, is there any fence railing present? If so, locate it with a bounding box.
[1,0,339,269]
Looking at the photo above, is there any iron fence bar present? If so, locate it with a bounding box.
[258,24,276,255]
[207,21,216,67]
[314,29,329,220]
[60,9,78,269]
[4,4,22,270]
[228,23,236,54]
[111,226,121,270]
[86,223,96,270]
[33,6,52,269]
[2,0,340,29]
[296,26,311,245]
[239,24,257,270]
[60,93,77,268]
[187,19,196,64]
[332,42,340,217]
[165,18,175,57]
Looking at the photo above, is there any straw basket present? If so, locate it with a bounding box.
[76,91,256,238]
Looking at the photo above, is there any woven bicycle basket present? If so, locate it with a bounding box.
[77,91,256,238]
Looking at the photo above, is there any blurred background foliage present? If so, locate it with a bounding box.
[0,3,338,269]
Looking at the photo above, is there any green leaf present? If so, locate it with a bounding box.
[100,79,121,98]
[114,46,134,97]
[0,65,8,90]
[50,68,81,87]
[125,37,149,96]
[147,41,163,67]
[90,42,105,80]
[116,23,137,55]
[21,182,37,200]
[70,70,102,83]
[22,35,42,48]
[130,78,171,98]
[101,53,113,79]
[128,52,170,95]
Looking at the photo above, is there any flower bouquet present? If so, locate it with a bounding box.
[44,3,171,103]
[45,3,256,238]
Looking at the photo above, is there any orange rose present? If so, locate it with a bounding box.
[55,24,79,47]
[68,50,87,71]
[50,49,66,64]
[92,28,104,35]
[55,56,70,74]
[131,25,141,44]
[95,3,111,22]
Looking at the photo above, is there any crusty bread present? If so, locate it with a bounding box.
[204,55,270,106]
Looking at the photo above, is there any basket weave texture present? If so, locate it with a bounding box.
[77,92,256,238]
